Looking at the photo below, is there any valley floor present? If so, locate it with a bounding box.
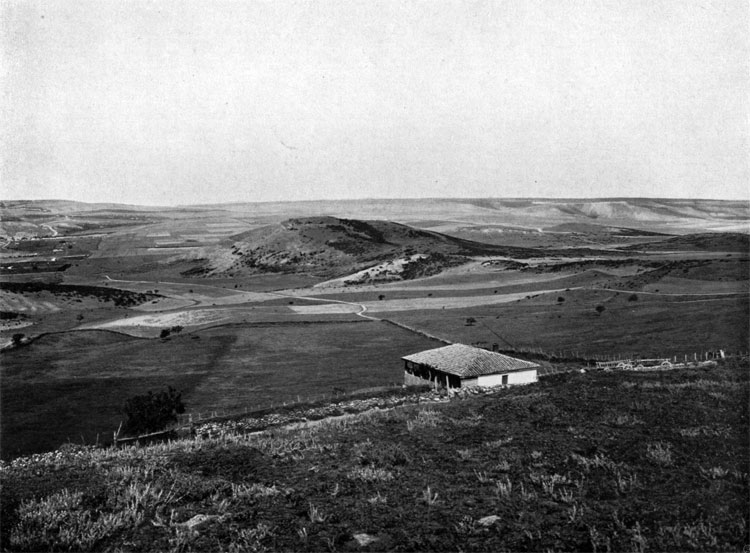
[2,256,748,459]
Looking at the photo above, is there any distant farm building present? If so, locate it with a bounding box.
[402,344,539,389]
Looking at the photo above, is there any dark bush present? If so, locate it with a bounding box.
[628,294,639,301]
[122,387,185,436]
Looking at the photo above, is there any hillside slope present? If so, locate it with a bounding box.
[0,361,746,552]
[181,217,536,279]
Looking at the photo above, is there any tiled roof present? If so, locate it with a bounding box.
[402,344,539,378]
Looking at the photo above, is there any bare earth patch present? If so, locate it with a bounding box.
[83,309,231,333]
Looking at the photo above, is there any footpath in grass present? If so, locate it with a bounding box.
[1,360,747,552]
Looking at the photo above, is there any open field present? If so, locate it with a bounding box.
[0,321,440,459]
[385,291,749,358]
[1,361,747,551]
[640,277,747,295]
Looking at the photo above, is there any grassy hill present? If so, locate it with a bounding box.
[183,217,538,280]
[1,360,747,552]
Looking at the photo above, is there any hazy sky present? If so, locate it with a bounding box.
[2,0,748,205]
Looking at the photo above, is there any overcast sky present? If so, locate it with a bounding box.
[2,0,748,205]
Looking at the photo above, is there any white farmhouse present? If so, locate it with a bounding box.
[402,343,538,389]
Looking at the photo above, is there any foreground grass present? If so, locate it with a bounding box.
[1,361,748,552]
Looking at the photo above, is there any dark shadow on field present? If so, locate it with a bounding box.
[0,321,441,459]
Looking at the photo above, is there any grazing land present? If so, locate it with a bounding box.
[383,291,749,358]
[1,361,746,552]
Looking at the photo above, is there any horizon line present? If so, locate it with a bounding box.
[2,196,749,210]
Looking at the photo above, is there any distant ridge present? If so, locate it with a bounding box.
[621,233,750,252]
[3,198,747,245]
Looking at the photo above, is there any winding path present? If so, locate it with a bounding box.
[268,291,380,321]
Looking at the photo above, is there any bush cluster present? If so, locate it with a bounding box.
[121,387,185,436]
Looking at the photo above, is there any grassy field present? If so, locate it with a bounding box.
[1,360,746,552]
[385,290,749,358]
[0,321,440,459]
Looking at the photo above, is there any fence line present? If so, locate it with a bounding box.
[480,344,746,365]
[174,382,409,427]
[379,318,452,345]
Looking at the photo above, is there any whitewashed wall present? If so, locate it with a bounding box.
[464,369,537,387]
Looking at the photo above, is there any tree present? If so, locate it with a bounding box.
[628,294,639,302]
[465,317,476,326]
[122,387,185,436]
[159,328,171,339]
[11,333,24,347]
[595,305,606,315]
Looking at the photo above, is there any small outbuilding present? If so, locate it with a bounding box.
[402,343,539,389]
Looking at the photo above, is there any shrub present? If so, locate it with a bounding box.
[595,305,606,314]
[121,387,185,436]
[628,294,639,302]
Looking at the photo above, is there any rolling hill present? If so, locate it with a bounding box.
[180,217,538,280]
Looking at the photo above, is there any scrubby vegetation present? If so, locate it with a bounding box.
[400,253,466,280]
[1,361,747,552]
[121,387,186,437]
[0,282,158,307]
